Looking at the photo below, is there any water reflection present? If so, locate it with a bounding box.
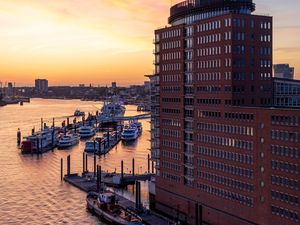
[0,98,150,224]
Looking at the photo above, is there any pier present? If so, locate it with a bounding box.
[62,155,171,225]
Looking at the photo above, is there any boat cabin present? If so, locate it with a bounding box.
[98,193,116,204]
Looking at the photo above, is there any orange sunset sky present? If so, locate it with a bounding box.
[0,0,299,86]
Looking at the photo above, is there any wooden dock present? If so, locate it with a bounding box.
[64,174,172,225]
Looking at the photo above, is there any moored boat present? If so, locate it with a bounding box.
[58,133,80,149]
[121,124,139,142]
[21,127,60,154]
[86,192,143,225]
[79,126,96,138]
[74,109,85,117]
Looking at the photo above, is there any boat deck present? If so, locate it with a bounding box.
[65,174,171,225]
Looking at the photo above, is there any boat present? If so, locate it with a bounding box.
[97,96,126,123]
[131,120,142,135]
[58,133,80,149]
[86,192,143,225]
[21,127,60,154]
[85,131,118,154]
[79,126,96,138]
[121,124,139,142]
[84,137,104,153]
[74,109,85,117]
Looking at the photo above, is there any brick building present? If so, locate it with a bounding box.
[151,0,300,224]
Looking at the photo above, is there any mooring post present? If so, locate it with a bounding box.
[121,160,124,184]
[52,118,55,128]
[99,166,102,188]
[97,165,100,192]
[41,118,43,131]
[83,152,85,174]
[61,158,63,181]
[152,160,154,174]
[17,128,21,146]
[132,158,135,176]
[147,154,150,174]
[67,117,69,127]
[135,181,141,210]
[67,155,70,177]
[93,154,96,177]
[85,153,88,172]
[32,127,35,135]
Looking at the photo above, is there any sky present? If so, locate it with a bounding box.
[0,0,299,86]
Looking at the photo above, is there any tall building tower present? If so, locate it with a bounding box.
[152,1,299,225]
[35,79,48,94]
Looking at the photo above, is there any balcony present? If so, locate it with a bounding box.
[184,162,194,169]
[184,150,193,157]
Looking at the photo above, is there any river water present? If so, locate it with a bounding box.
[0,98,150,225]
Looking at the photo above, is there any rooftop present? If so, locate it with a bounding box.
[169,0,255,24]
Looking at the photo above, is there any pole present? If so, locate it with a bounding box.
[135,181,141,210]
[93,140,96,153]
[52,118,55,128]
[67,117,69,127]
[94,154,96,177]
[83,152,85,174]
[132,158,135,176]
[152,160,154,174]
[147,154,150,174]
[67,155,70,177]
[17,129,21,146]
[61,158,63,181]
[121,160,124,184]
[85,153,88,172]
[97,165,100,192]
[41,118,43,131]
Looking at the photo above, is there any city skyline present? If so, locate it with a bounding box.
[0,0,299,86]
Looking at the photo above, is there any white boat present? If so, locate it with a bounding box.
[85,137,103,153]
[74,109,85,117]
[79,126,96,138]
[121,124,139,142]
[58,133,80,148]
[97,96,125,122]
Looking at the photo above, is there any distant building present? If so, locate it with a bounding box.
[35,79,48,94]
[112,82,117,89]
[274,64,294,79]
[79,84,85,87]
[7,82,14,96]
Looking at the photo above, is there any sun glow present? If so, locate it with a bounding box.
[0,0,299,86]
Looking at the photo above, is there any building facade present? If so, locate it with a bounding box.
[152,1,300,225]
